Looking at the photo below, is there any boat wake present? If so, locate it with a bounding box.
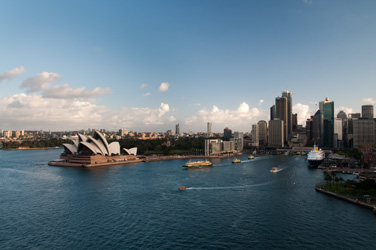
[270,168,284,173]
[183,181,273,191]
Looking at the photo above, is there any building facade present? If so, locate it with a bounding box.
[251,124,259,147]
[268,119,284,148]
[257,120,267,146]
[275,96,288,143]
[323,98,334,148]
[362,105,374,119]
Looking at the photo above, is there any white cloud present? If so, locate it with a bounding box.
[184,102,264,132]
[142,92,151,97]
[293,103,312,125]
[0,66,25,82]
[21,72,111,99]
[140,83,148,89]
[363,97,376,105]
[21,72,61,92]
[258,99,264,105]
[159,82,169,92]
[159,102,170,117]
[0,93,174,131]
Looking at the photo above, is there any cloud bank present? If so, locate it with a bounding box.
[184,102,263,132]
[0,93,174,131]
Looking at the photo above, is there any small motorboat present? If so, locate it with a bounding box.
[232,158,241,163]
[271,167,278,173]
[178,186,186,191]
[248,155,255,159]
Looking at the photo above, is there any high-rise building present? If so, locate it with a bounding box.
[119,128,128,136]
[282,90,292,139]
[349,113,361,119]
[175,124,180,136]
[5,130,12,138]
[334,118,343,148]
[275,96,288,143]
[251,124,259,147]
[232,132,244,151]
[337,111,347,120]
[362,105,374,119]
[207,122,212,137]
[224,127,232,138]
[268,119,284,148]
[270,105,276,121]
[323,97,334,148]
[292,113,298,131]
[257,120,267,146]
[15,131,21,138]
[353,119,375,148]
[337,111,348,147]
[312,110,324,146]
[319,101,324,112]
[306,118,313,142]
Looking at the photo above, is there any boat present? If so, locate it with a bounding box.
[232,158,241,163]
[307,144,325,167]
[248,155,255,159]
[178,186,186,190]
[271,167,278,173]
[183,159,213,168]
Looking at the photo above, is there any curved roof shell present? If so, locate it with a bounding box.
[78,141,103,155]
[63,143,78,154]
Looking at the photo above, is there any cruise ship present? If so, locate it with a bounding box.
[307,145,325,167]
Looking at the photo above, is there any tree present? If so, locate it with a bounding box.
[324,174,332,186]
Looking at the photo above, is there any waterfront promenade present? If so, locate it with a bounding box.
[48,153,236,168]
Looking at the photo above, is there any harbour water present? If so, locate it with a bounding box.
[1,149,375,249]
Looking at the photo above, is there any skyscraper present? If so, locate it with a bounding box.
[323,97,334,148]
[312,110,324,146]
[268,119,284,148]
[175,124,180,136]
[207,122,212,137]
[270,105,276,121]
[257,120,267,146]
[282,90,292,139]
[292,113,297,131]
[275,96,288,143]
[251,124,259,147]
[362,105,374,119]
[224,127,232,139]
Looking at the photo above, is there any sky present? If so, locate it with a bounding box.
[1,0,375,133]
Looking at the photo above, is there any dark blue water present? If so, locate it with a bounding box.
[1,149,375,249]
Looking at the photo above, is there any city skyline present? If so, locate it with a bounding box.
[1,0,376,132]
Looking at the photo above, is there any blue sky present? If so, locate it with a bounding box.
[1,0,375,132]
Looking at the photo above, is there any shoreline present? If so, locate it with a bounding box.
[1,147,62,151]
[315,184,375,214]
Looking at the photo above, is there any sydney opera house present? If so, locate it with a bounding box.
[51,130,140,167]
